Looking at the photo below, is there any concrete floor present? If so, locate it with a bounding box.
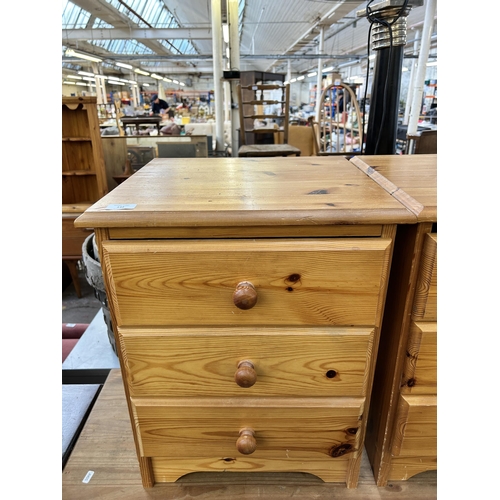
[62,262,102,325]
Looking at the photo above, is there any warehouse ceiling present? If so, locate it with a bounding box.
[62,0,436,86]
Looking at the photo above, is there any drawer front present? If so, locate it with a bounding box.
[103,238,392,327]
[131,396,364,460]
[412,233,437,321]
[391,394,437,458]
[121,326,374,398]
[401,321,437,395]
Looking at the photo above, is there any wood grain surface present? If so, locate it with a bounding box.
[74,156,415,230]
[62,370,437,499]
[120,326,374,398]
[102,238,392,327]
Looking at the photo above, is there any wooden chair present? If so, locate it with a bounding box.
[237,83,301,157]
[312,82,364,156]
[406,129,437,154]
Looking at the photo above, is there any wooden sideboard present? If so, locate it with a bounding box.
[74,155,435,489]
[350,155,437,485]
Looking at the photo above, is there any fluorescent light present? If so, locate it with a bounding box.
[108,81,125,85]
[75,82,88,86]
[127,80,137,84]
[179,82,185,86]
[322,66,334,72]
[307,71,317,78]
[65,48,102,63]
[297,75,305,81]
[369,54,376,60]
[222,24,229,43]
[284,81,289,85]
[82,77,96,81]
[66,75,82,80]
[173,79,179,84]
[63,81,76,85]
[134,69,150,76]
[151,73,163,79]
[426,61,438,66]
[107,76,120,81]
[164,77,172,82]
[78,71,94,77]
[143,83,150,87]
[290,78,297,83]
[116,62,133,69]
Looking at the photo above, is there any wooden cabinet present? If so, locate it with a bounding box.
[351,155,437,485]
[74,155,435,489]
[62,96,108,295]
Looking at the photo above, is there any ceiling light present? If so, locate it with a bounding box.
[307,71,317,78]
[65,48,102,63]
[75,82,88,86]
[426,61,437,66]
[78,71,95,77]
[116,62,133,69]
[222,24,229,44]
[82,77,96,81]
[63,81,76,85]
[179,82,185,86]
[173,79,179,84]
[66,75,82,80]
[290,78,297,83]
[368,54,376,60]
[151,73,163,79]
[322,66,334,73]
[143,83,150,87]
[108,81,125,85]
[164,78,172,82]
[107,76,120,80]
[134,69,150,76]
[297,75,305,81]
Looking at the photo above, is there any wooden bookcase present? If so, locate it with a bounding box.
[62,96,108,296]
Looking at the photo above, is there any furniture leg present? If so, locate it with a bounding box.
[65,259,82,298]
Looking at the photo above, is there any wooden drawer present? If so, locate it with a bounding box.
[391,394,437,458]
[412,233,437,321]
[131,396,364,460]
[401,321,437,395]
[120,326,374,398]
[103,238,392,327]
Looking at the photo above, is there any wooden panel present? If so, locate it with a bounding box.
[391,395,436,458]
[120,326,374,398]
[101,136,129,191]
[151,455,349,483]
[401,322,437,395]
[62,215,93,257]
[132,396,364,459]
[74,157,415,230]
[107,224,383,239]
[389,456,437,481]
[103,238,392,327]
[412,233,437,321]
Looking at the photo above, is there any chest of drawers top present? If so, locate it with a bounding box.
[74,156,422,235]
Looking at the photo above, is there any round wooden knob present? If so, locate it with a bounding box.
[233,281,258,310]
[236,428,257,455]
[235,361,257,388]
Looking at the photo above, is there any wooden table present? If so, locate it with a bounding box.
[62,369,437,499]
[121,116,162,134]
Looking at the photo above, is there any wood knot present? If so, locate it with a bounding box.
[329,443,353,458]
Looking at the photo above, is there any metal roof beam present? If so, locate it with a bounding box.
[63,27,213,41]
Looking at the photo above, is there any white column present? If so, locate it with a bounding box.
[403,29,420,125]
[315,25,325,122]
[92,62,107,104]
[228,0,240,157]
[211,0,224,152]
[407,0,437,140]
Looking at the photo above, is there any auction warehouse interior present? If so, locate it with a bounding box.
[61,1,439,498]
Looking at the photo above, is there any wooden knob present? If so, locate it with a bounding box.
[233,281,258,310]
[235,361,257,388]
[236,428,257,455]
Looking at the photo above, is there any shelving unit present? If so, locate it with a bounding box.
[62,96,108,296]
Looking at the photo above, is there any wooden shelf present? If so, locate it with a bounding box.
[62,170,98,177]
[62,137,92,142]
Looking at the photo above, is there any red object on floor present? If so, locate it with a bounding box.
[62,323,89,362]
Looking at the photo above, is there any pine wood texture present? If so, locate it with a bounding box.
[120,326,374,398]
[360,155,437,487]
[74,156,415,231]
[102,238,392,327]
[62,370,437,499]
[73,156,436,489]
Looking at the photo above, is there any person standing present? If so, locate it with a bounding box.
[150,94,169,115]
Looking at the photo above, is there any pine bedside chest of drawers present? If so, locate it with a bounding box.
[351,154,437,485]
[74,155,416,488]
